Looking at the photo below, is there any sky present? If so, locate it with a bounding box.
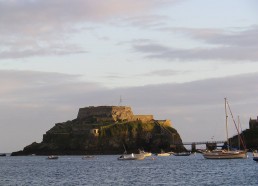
[1,0,258,153]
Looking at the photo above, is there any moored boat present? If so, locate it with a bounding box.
[139,150,152,157]
[47,155,59,160]
[82,155,94,159]
[0,153,6,156]
[117,153,145,160]
[173,152,191,156]
[156,152,171,156]
[202,98,247,160]
[253,151,258,162]
[203,150,247,159]
[156,149,171,156]
[156,153,170,156]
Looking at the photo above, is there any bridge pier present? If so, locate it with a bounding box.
[178,141,225,152]
[191,143,196,152]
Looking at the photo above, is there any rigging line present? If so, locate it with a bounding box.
[238,116,247,148]
[226,100,246,150]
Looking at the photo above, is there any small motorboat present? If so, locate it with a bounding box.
[173,152,191,156]
[47,155,59,160]
[156,152,171,157]
[156,150,171,156]
[82,155,94,159]
[118,153,145,160]
[253,151,258,162]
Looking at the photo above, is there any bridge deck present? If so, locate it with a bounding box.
[174,141,225,145]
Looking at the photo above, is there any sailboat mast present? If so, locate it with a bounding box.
[238,116,241,150]
[224,98,229,151]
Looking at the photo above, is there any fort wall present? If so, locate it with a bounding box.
[133,115,153,123]
[156,120,172,127]
[77,106,134,122]
[77,106,160,123]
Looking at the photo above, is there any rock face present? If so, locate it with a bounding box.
[11,106,185,155]
[229,128,258,150]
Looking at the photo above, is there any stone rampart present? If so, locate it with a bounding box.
[77,106,134,122]
[156,119,172,127]
[133,115,153,123]
[77,106,172,125]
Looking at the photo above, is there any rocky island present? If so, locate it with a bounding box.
[11,106,185,155]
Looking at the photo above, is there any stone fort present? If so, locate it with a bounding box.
[77,106,171,126]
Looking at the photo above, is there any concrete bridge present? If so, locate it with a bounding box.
[153,120,226,151]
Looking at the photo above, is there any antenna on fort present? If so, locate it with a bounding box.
[118,95,123,106]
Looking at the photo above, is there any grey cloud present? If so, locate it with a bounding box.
[0,0,177,35]
[171,26,258,47]
[0,0,179,59]
[143,69,185,77]
[0,46,86,59]
[0,70,103,106]
[133,41,258,61]
[2,69,257,110]
[120,15,171,29]
[133,26,258,62]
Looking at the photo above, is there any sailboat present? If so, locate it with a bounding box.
[117,144,145,160]
[253,150,258,162]
[202,98,247,159]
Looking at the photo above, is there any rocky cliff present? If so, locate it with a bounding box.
[11,106,185,155]
[229,128,258,150]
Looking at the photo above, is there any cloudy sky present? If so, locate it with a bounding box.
[1,0,258,153]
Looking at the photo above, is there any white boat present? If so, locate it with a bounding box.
[156,150,170,156]
[47,155,59,160]
[139,150,152,157]
[202,98,247,159]
[82,155,94,159]
[143,152,152,157]
[117,153,145,160]
[156,152,170,156]
[253,151,258,162]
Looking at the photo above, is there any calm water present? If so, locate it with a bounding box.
[0,153,257,185]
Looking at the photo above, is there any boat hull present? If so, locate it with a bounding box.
[82,155,94,159]
[253,157,258,162]
[203,151,247,159]
[143,152,152,157]
[173,152,191,156]
[47,155,59,160]
[156,153,170,157]
[253,152,258,162]
[139,150,152,157]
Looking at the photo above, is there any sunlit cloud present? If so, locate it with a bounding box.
[132,26,258,62]
[0,0,181,59]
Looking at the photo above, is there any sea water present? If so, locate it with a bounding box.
[0,153,257,185]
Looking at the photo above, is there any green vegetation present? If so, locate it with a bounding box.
[11,119,185,155]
